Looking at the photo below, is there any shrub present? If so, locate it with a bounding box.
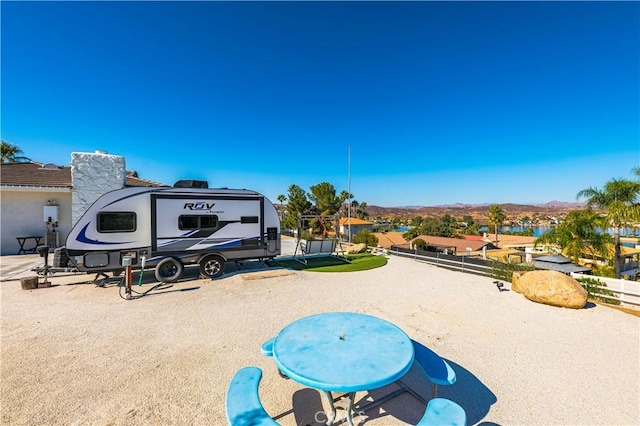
[300,229,314,240]
[412,238,427,250]
[575,276,620,305]
[352,229,378,247]
[488,259,534,282]
[591,264,615,278]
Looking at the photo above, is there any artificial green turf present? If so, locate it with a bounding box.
[276,253,387,272]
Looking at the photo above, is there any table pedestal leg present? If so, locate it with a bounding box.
[321,391,337,426]
[345,391,356,426]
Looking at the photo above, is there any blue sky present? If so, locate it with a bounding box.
[2,1,639,207]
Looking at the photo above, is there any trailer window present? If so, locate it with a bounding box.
[178,215,218,230]
[97,212,136,233]
[241,216,259,224]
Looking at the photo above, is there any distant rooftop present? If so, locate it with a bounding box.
[533,254,591,274]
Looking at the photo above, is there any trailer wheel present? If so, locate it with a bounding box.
[199,255,225,279]
[155,257,184,283]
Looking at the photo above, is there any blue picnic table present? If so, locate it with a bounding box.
[272,312,414,426]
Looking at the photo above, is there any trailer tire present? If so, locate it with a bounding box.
[199,255,225,279]
[155,257,184,283]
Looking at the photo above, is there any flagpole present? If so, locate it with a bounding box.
[348,144,351,245]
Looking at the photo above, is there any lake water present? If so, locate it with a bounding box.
[480,226,640,239]
[479,225,550,237]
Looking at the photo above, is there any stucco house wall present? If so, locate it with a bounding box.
[0,151,164,256]
[1,189,72,255]
[341,223,371,239]
[339,218,374,240]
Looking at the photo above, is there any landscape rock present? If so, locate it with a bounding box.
[518,270,588,309]
[511,270,527,293]
[344,243,367,254]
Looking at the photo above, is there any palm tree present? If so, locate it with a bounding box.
[1,140,31,163]
[577,177,640,279]
[276,194,287,222]
[356,201,368,220]
[488,204,506,243]
[534,209,613,265]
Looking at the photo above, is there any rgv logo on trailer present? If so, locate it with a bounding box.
[184,202,215,210]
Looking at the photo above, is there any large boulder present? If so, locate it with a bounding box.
[511,270,527,293]
[344,243,367,254]
[517,270,588,309]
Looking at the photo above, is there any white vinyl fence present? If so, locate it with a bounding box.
[389,246,640,309]
[571,273,640,308]
[389,246,493,277]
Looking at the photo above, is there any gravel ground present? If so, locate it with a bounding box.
[1,254,638,425]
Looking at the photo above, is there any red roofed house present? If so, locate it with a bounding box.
[339,217,374,240]
[403,235,496,256]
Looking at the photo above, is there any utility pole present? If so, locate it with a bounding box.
[347,144,351,245]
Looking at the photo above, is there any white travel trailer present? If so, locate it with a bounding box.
[65,182,280,282]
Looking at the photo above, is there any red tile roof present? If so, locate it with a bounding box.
[485,234,537,248]
[0,162,166,188]
[0,162,72,188]
[372,231,407,248]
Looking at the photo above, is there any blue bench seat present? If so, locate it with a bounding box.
[412,339,456,397]
[226,367,279,426]
[417,397,467,426]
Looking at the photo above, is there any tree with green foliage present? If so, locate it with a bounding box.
[577,174,640,279]
[355,201,369,220]
[410,216,423,227]
[488,204,506,243]
[412,238,427,250]
[308,182,344,215]
[460,215,482,235]
[277,194,287,222]
[415,217,454,237]
[338,190,353,218]
[440,214,456,228]
[308,182,349,237]
[283,185,313,230]
[403,228,419,240]
[534,209,613,265]
[352,229,378,247]
[1,140,31,163]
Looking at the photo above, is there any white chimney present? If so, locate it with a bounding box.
[71,151,126,224]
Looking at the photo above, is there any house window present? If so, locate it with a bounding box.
[178,215,218,230]
[97,212,136,233]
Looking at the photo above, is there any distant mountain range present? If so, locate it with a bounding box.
[367,201,586,220]
[423,201,586,209]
